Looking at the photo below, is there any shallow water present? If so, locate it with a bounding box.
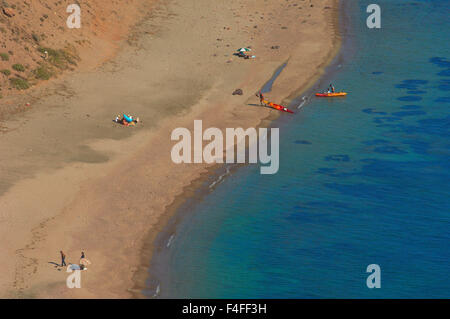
[158,0,450,298]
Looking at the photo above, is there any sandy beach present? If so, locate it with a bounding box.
[0,0,340,298]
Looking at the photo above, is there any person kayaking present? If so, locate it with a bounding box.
[329,83,335,93]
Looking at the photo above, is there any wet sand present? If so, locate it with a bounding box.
[0,0,341,298]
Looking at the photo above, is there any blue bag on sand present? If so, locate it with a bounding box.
[123,114,133,123]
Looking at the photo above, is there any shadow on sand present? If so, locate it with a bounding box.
[48,261,63,271]
[248,103,272,110]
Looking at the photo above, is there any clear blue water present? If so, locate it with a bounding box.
[159,0,450,298]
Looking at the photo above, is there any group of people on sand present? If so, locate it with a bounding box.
[114,114,140,126]
[234,47,256,60]
[60,250,91,271]
[236,51,252,59]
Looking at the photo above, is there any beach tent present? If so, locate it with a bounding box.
[237,47,251,52]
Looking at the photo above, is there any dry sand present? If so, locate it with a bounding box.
[0,0,341,298]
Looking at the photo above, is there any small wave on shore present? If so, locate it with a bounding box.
[166,234,175,248]
[297,96,308,109]
[208,166,231,189]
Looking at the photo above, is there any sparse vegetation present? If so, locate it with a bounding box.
[38,46,79,70]
[0,69,11,76]
[12,64,26,72]
[0,53,9,61]
[0,0,142,98]
[9,77,30,90]
[34,65,52,80]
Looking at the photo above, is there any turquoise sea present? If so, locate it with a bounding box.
[151,0,450,298]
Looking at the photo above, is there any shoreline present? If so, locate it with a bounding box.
[138,0,346,298]
[0,0,343,298]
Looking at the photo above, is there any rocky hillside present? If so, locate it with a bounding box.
[0,0,152,99]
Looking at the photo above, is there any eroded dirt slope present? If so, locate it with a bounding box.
[0,0,153,99]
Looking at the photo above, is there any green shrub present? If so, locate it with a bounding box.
[38,46,78,69]
[10,77,30,90]
[34,66,52,80]
[12,64,25,72]
[1,69,11,76]
[0,53,9,61]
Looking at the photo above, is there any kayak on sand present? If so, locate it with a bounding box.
[315,92,347,97]
[262,100,294,114]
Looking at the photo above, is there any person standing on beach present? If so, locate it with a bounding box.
[80,251,91,268]
[60,251,66,267]
[256,91,264,106]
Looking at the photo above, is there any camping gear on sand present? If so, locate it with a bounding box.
[113,114,140,126]
[123,114,133,123]
[232,89,243,95]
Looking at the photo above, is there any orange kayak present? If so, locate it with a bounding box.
[315,92,347,97]
[262,100,294,114]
